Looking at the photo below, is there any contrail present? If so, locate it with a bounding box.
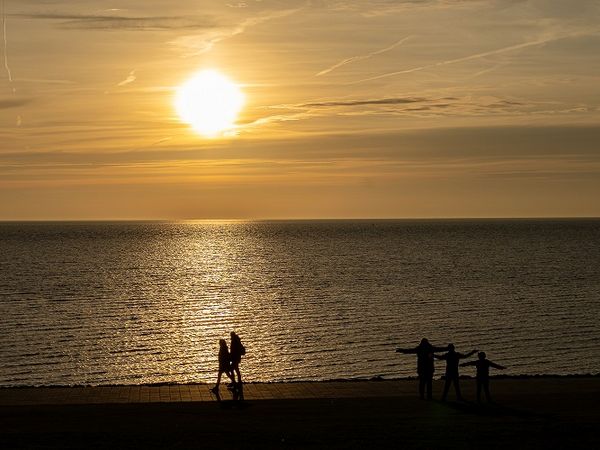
[316,35,412,76]
[352,34,579,84]
[1,0,13,84]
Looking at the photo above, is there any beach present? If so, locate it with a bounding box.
[1,377,598,449]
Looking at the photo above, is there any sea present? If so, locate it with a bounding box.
[0,219,599,387]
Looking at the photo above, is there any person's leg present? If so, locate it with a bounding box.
[454,377,463,401]
[441,378,450,401]
[483,379,492,402]
[230,362,242,384]
[419,377,425,399]
[212,370,223,393]
[476,379,482,403]
[426,376,433,400]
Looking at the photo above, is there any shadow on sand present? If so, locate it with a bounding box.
[438,399,546,419]
[212,383,247,410]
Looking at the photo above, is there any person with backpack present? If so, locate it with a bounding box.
[229,331,245,387]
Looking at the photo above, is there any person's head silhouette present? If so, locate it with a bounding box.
[448,343,455,351]
[478,351,486,360]
[420,338,429,346]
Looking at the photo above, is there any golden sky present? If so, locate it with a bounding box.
[1,0,599,219]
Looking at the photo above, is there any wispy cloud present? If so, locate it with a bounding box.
[298,96,429,108]
[170,8,300,56]
[316,36,412,76]
[468,62,507,79]
[325,0,485,17]
[4,126,600,170]
[0,97,30,109]
[238,93,585,131]
[354,31,598,83]
[117,70,136,87]
[268,95,524,111]
[15,77,74,84]
[239,111,309,129]
[12,13,216,31]
[2,0,13,84]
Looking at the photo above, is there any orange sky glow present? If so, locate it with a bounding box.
[1,0,599,219]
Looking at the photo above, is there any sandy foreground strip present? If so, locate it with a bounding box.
[1,378,598,449]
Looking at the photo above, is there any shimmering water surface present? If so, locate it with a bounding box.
[0,220,599,386]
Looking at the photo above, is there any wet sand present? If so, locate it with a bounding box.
[1,378,598,449]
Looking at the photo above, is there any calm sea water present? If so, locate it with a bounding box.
[0,220,599,386]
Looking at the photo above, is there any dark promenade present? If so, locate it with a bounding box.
[1,378,598,449]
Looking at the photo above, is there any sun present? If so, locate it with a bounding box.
[175,69,245,137]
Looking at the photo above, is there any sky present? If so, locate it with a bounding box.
[1,0,599,220]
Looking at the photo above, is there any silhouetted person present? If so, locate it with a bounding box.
[460,351,506,403]
[229,331,245,387]
[211,339,235,394]
[396,338,450,400]
[434,343,477,401]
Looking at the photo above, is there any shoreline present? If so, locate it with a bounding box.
[1,373,599,389]
[1,377,599,404]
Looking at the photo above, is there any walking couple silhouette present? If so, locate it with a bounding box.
[211,331,245,396]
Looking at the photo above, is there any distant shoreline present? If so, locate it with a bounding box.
[1,217,600,223]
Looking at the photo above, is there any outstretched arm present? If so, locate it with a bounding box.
[396,347,418,354]
[489,361,506,370]
[459,349,478,359]
[460,361,477,367]
[432,344,450,352]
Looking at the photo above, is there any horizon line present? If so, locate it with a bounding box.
[1,216,599,223]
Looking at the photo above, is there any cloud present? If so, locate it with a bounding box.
[17,6,299,55]
[316,36,413,76]
[524,0,600,19]
[12,13,217,31]
[322,0,487,16]
[298,96,429,108]
[0,97,30,109]
[169,29,239,55]
[237,95,537,132]
[170,8,299,56]
[354,30,599,83]
[238,111,309,129]
[15,77,74,84]
[265,95,525,114]
[2,0,13,83]
[117,70,136,87]
[3,125,600,169]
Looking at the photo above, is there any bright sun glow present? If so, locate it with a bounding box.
[175,69,245,137]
